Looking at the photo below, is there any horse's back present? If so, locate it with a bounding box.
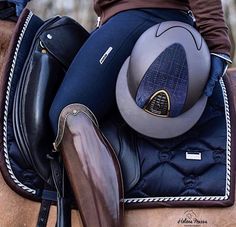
[0,20,15,76]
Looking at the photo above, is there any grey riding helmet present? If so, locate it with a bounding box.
[116,21,211,139]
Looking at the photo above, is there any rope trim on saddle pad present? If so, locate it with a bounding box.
[3,11,36,195]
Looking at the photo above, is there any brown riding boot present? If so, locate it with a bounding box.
[53,104,124,227]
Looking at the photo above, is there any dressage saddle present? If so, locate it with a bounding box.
[0,5,236,227]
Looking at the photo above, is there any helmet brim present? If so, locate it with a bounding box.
[116,57,208,139]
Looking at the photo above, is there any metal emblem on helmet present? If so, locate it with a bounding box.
[144,90,170,117]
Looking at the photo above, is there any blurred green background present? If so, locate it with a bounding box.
[28,0,236,65]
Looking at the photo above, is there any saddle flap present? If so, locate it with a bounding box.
[14,47,65,182]
[101,117,141,193]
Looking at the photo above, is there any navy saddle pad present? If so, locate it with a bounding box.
[102,74,235,208]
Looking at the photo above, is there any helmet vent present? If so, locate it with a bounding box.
[144,90,170,117]
[135,43,188,117]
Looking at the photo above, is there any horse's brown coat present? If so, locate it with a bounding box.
[0,171,82,227]
[0,21,15,74]
[0,169,236,227]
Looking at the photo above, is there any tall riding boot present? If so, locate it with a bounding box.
[53,104,124,227]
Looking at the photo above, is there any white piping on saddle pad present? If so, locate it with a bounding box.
[124,78,232,204]
[3,11,37,195]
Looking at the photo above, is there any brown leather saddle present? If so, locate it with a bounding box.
[0,4,236,227]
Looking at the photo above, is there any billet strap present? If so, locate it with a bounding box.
[37,199,52,227]
[49,153,72,227]
[37,189,57,227]
[57,196,72,227]
[49,154,63,197]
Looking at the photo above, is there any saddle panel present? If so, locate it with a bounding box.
[13,46,65,183]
